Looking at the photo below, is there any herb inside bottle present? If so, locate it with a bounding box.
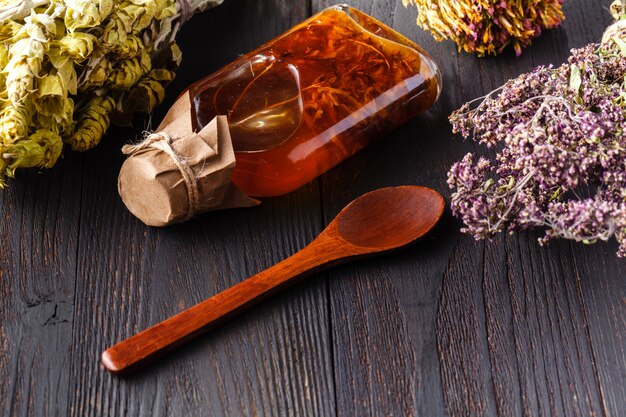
[188,5,441,197]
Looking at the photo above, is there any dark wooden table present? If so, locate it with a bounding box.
[2,0,625,416]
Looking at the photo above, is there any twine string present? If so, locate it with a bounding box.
[122,132,201,221]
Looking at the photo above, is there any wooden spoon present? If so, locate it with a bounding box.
[102,185,444,374]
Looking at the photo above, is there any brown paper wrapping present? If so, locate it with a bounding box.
[118,91,259,227]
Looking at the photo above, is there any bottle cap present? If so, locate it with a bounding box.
[118,92,258,226]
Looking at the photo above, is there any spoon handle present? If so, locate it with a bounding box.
[102,234,342,374]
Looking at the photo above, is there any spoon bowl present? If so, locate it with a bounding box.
[102,186,444,374]
[333,185,444,250]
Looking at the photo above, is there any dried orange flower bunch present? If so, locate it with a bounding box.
[402,0,565,56]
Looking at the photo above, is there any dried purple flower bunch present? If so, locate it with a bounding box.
[448,1,626,256]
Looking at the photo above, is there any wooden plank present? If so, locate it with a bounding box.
[0,153,83,417]
[556,4,626,415]
[312,0,459,415]
[570,242,626,417]
[417,14,541,413]
[437,237,499,417]
[63,0,335,416]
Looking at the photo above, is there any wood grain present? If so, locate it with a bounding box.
[1,0,625,416]
[0,153,83,417]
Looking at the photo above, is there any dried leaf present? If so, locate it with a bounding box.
[569,64,582,93]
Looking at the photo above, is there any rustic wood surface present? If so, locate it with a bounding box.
[1,0,624,416]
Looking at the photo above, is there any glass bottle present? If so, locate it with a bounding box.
[187,4,441,197]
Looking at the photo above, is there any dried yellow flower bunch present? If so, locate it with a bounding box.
[402,0,565,56]
[0,0,223,185]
